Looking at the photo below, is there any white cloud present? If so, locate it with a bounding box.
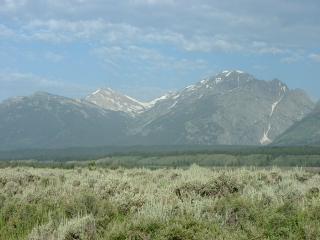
[0,0,318,100]
[11,19,243,53]
[2,19,246,54]
[182,36,243,52]
[0,72,66,87]
[17,19,146,46]
[280,52,304,64]
[92,45,208,72]
[309,53,320,62]
[0,16,310,57]
[22,19,109,43]
[252,41,286,55]
[0,0,319,49]
[0,0,27,13]
[0,24,15,38]
[0,71,91,100]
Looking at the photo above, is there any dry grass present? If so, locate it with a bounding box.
[0,165,320,239]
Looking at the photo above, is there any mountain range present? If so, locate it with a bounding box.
[0,92,128,149]
[0,70,317,150]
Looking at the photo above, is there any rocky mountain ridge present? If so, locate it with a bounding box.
[0,70,315,149]
[128,70,313,145]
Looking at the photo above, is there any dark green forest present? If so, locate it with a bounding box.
[1,145,320,168]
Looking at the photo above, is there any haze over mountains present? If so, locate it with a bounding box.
[0,70,317,150]
[0,92,128,150]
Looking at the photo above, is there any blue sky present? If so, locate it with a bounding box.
[0,0,319,101]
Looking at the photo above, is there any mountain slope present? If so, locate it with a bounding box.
[85,88,147,115]
[273,102,320,146]
[0,92,129,150]
[130,70,314,145]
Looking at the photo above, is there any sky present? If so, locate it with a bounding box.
[0,0,319,102]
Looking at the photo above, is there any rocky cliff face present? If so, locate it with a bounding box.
[130,70,314,145]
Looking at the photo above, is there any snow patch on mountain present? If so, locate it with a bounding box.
[270,97,283,117]
[225,71,232,77]
[85,88,147,115]
[221,70,245,77]
[169,101,178,109]
[200,79,209,84]
[260,86,286,145]
[146,92,178,108]
[260,124,272,145]
[91,89,101,95]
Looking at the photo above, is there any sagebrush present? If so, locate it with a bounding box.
[0,165,320,239]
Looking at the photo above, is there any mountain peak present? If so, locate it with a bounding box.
[210,70,251,84]
[218,70,247,78]
[90,88,116,96]
[221,70,245,75]
[85,88,146,115]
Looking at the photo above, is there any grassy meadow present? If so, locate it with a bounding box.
[0,165,320,239]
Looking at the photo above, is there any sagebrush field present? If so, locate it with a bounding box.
[1,165,320,239]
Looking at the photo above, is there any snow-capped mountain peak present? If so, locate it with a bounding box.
[85,88,147,115]
[218,70,246,78]
[145,92,179,108]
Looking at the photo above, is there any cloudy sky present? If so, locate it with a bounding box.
[0,0,319,101]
